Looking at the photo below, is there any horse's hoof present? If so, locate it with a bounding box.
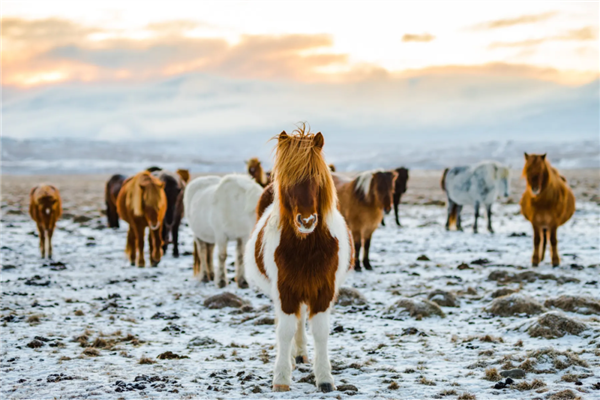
[238,280,249,289]
[201,275,210,283]
[130,262,135,267]
[173,253,179,258]
[354,265,362,272]
[364,263,373,271]
[318,383,335,393]
[272,385,290,392]
[295,355,309,364]
[217,279,227,288]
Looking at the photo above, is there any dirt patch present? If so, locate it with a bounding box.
[544,295,600,315]
[336,287,367,306]
[485,293,546,317]
[427,290,458,307]
[385,298,445,319]
[526,311,588,339]
[203,292,249,309]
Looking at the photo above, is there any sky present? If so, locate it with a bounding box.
[1,1,599,144]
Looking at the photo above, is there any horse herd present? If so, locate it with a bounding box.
[27,127,575,392]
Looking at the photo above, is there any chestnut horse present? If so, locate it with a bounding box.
[520,153,575,267]
[29,185,62,259]
[117,171,167,267]
[382,167,409,226]
[333,170,397,271]
[152,169,189,258]
[246,157,271,187]
[105,174,126,228]
[245,127,352,393]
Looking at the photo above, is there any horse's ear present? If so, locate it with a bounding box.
[541,153,546,160]
[524,152,529,160]
[313,132,324,149]
[278,131,288,141]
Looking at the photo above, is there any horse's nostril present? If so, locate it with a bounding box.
[296,214,303,225]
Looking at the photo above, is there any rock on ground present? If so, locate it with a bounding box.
[544,295,600,315]
[385,298,445,319]
[336,287,367,306]
[203,292,249,309]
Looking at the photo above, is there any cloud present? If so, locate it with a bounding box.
[472,12,557,30]
[489,26,597,48]
[401,33,435,43]
[1,17,98,43]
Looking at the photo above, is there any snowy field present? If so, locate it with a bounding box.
[1,172,599,400]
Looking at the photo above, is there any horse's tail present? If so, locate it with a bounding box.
[448,203,457,228]
[441,168,449,191]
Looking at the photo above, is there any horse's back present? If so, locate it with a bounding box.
[183,176,220,217]
[213,174,262,239]
[445,164,498,205]
[186,176,221,243]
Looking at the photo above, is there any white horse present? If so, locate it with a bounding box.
[441,161,510,233]
[185,174,263,287]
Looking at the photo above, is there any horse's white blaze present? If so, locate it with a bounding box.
[186,174,262,285]
[45,208,50,215]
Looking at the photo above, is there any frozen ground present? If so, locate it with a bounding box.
[1,176,599,399]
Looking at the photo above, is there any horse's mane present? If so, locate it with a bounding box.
[248,157,267,184]
[272,124,336,217]
[354,169,382,201]
[130,171,165,216]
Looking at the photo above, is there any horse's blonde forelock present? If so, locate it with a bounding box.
[128,172,165,217]
[272,123,336,216]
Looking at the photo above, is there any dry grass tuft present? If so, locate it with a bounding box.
[484,368,501,381]
[457,393,476,400]
[480,334,504,343]
[520,347,589,372]
[527,312,587,339]
[439,389,457,396]
[387,381,399,390]
[385,298,445,319]
[82,347,100,357]
[26,315,41,324]
[544,295,600,315]
[418,376,436,386]
[485,293,546,316]
[139,356,156,365]
[491,287,519,298]
[548,389,581,399]
[515,379,546,391]
[427,289,458,307]
[560,372,592,382]
[74,310,84,316]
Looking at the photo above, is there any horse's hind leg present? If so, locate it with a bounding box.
[486,204,494,233]
[531,224,542,267]
[135,223,146,267]
[206,243,215,281]
[37,224,46,258]
[473,201,480,234]
[352,231,362,272]
[47,226,55,259]
[445,200,456,230]
[549,227,560,266]
[195,238,209,282]
[394,193,401,226]
[235,238,249,288]
[216,240,228,288]
[293,305,309,364]
[310,310,335,392]
[456,205,464,231]
[126,228,136,266]
[362,234,373,270]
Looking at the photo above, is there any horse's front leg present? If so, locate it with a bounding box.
[293,305,309,364]
[486,204,494,233]
[311,310,335,392]
[135,223,146,267]
[473,201,480,234]
[216,239,228,288]
[352,232,362,272]
[550,226,560,266]
[172,219,181,258]
[37,224,46,258]
[47,223,55,259]
[362,234,373,270]
[394,193,401,226]
[273,310,298,392]
[456,205,464,231]
[445,200,454,230]
[531,224,541,267]
[126,227,136,266]
[235,238,249,288]
[206,243,215,281]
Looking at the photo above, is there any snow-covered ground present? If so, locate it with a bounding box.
[1,198,599,399]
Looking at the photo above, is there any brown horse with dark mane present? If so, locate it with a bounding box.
[152,169,189,258]
[245,126,353,393]
[105,174,126,228]
[29,184,62,259]
[117,171,167,267]
[382,167,409,226]
[246,157,271,187]
[520,153,575,267]
[334,170,397,271]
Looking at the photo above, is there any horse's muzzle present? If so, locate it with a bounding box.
[149,222,161,231]
[296,213,318,234]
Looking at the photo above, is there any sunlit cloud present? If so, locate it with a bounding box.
[471,11,557,30]
[489,26,597,48]
[401,33,435,43]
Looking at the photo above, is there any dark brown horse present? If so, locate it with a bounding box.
[105,174,126,228]
[152,169,189,258]
[334,170,397,271]
[382,167,409,226]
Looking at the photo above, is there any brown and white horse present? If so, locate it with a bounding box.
[29,185,62,258]
[246,157,271,187]
[117,171,167,267]
[245,127,353,393]
[520,153,575,267]
[333,170,397,271]
[105,174,126,228]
